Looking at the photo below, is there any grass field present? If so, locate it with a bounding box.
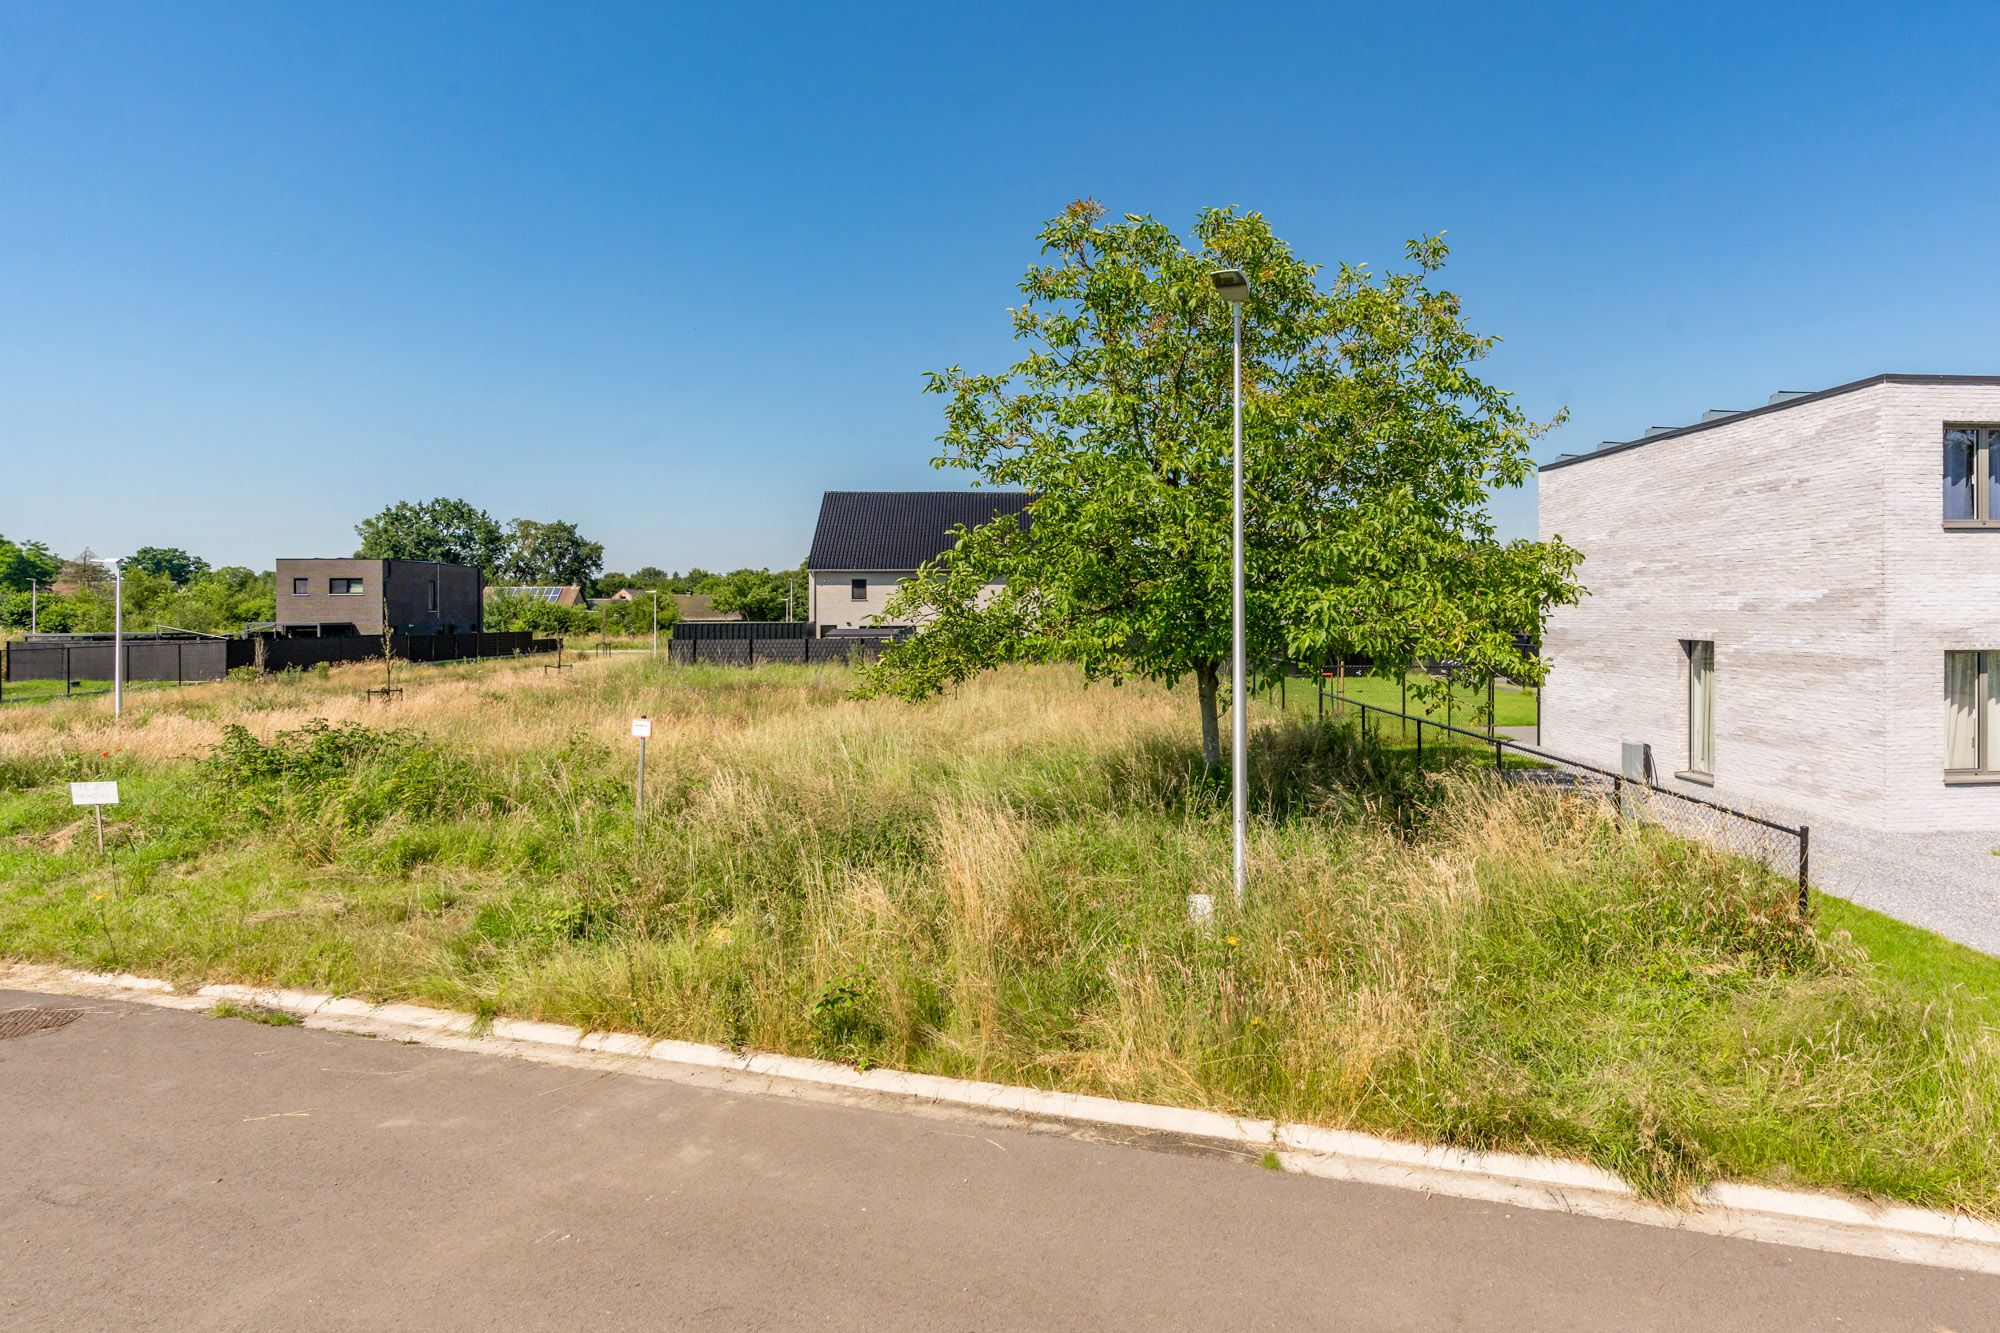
[0,678,182,707]
[1270,669,1540,730]
[0,655,1994,1213]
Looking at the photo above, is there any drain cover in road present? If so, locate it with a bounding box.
[0,1006,85,1041]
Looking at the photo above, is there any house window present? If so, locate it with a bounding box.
[291,577,308,595]
[850,578,867,601]
[428,579,439,613]
[1944,651,2000,779]
[1943,426,2000,524]
[1682,640,1714,780]
[329,578,364,595]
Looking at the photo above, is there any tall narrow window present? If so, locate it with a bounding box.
[1684,640,1714,779]
[1945,428,1976,520]
[428,579,439,613]
[1944,651,2000,778]
[850,578,867,601]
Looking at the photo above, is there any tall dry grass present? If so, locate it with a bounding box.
[2,654,1996,1211]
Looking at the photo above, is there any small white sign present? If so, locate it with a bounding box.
[70,781,120,807]
[630,717,652,739]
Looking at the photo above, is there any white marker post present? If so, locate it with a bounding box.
[70,780,119,854]
[630,716,652,836]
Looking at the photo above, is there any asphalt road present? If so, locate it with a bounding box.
[2,986,1994,1331]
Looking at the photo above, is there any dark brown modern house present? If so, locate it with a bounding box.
[274,558,484,636]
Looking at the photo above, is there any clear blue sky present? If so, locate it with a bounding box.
[4,2,1996,573]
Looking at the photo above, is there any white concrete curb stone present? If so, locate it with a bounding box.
[7,961,1998,1276]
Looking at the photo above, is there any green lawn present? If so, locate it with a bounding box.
[1263,669,1539,731]
[0,678,181,707]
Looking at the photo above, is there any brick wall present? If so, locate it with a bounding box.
[1540,378,2000,832]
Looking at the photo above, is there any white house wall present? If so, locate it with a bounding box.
[1541,379,2000,832]
[809,571,907,631]
[1879,382,2000,829]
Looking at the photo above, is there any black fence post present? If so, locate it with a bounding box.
[1797,826,1811,916]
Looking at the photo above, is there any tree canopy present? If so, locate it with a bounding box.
[355,498,509,573]
[501,518,605,588]
[871,201,1582,771]
[127,546,211,586]
[0,533,60,593]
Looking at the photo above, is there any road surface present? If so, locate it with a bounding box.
[1,986,1992,1330]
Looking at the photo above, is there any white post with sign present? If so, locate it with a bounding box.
[630,717,651,836]
[70,781,119,853]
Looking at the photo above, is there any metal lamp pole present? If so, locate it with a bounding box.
[650,590,660,658]
[1210,267,1250,907]
[105,558,125,720]
[29,578,38,634]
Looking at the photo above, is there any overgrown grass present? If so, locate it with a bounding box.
[0,655,1993,1212]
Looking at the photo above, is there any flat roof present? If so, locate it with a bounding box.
[1540,373,2000,472]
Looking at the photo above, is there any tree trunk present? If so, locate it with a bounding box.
[1196,660,1222,775]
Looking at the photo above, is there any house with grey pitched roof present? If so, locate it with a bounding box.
[805,490,1033,635]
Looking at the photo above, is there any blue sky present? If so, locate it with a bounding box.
[4,2,1997,573]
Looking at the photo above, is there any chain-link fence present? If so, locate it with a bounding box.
[1322,691,1809,911]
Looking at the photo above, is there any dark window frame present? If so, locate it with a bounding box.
[1942,424,2000,528]
[291,577,309,595]
[850,578,868,601]
[328,578,365,595]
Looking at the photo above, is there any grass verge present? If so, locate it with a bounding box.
[0,655,1992,1212]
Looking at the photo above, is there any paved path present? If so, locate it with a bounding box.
[2,987,1994,1331]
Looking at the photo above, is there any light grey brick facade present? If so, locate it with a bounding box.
[1539,375,2000,833]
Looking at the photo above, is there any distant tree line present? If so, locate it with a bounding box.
[2,500,806,640]
[0,534,275,635]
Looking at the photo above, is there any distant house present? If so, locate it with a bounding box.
[674,594,740,622]
[487,585,588,607]
[275,559,483,636]
[806,490,1033,635]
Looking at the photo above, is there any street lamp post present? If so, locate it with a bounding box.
[98,557,125,721]
[649,589,660,658]
[29,578,37,634]
[1210,267,1250,908]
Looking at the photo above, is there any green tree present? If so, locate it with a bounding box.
[0,534,61,593]
[501,518,605,588]
[483,591,596,636]
[703,568,799,621]
[356,498,508,573]
[872,201,1582,773]
[127,546,211,586]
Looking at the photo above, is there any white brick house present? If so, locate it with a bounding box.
[1539,373,2000,833]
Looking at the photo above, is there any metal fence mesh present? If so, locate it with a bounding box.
[1325,694,1809,904]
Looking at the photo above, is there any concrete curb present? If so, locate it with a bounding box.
[7,961,1999,1276]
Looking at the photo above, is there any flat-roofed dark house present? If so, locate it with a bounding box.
[806,490,1033,634]
[274,558,484,636]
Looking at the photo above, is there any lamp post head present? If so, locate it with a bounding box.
[1209,268,1250,303]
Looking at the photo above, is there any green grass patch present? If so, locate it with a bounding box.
[1269,669,1538,730]
[208,1000,301,1026]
